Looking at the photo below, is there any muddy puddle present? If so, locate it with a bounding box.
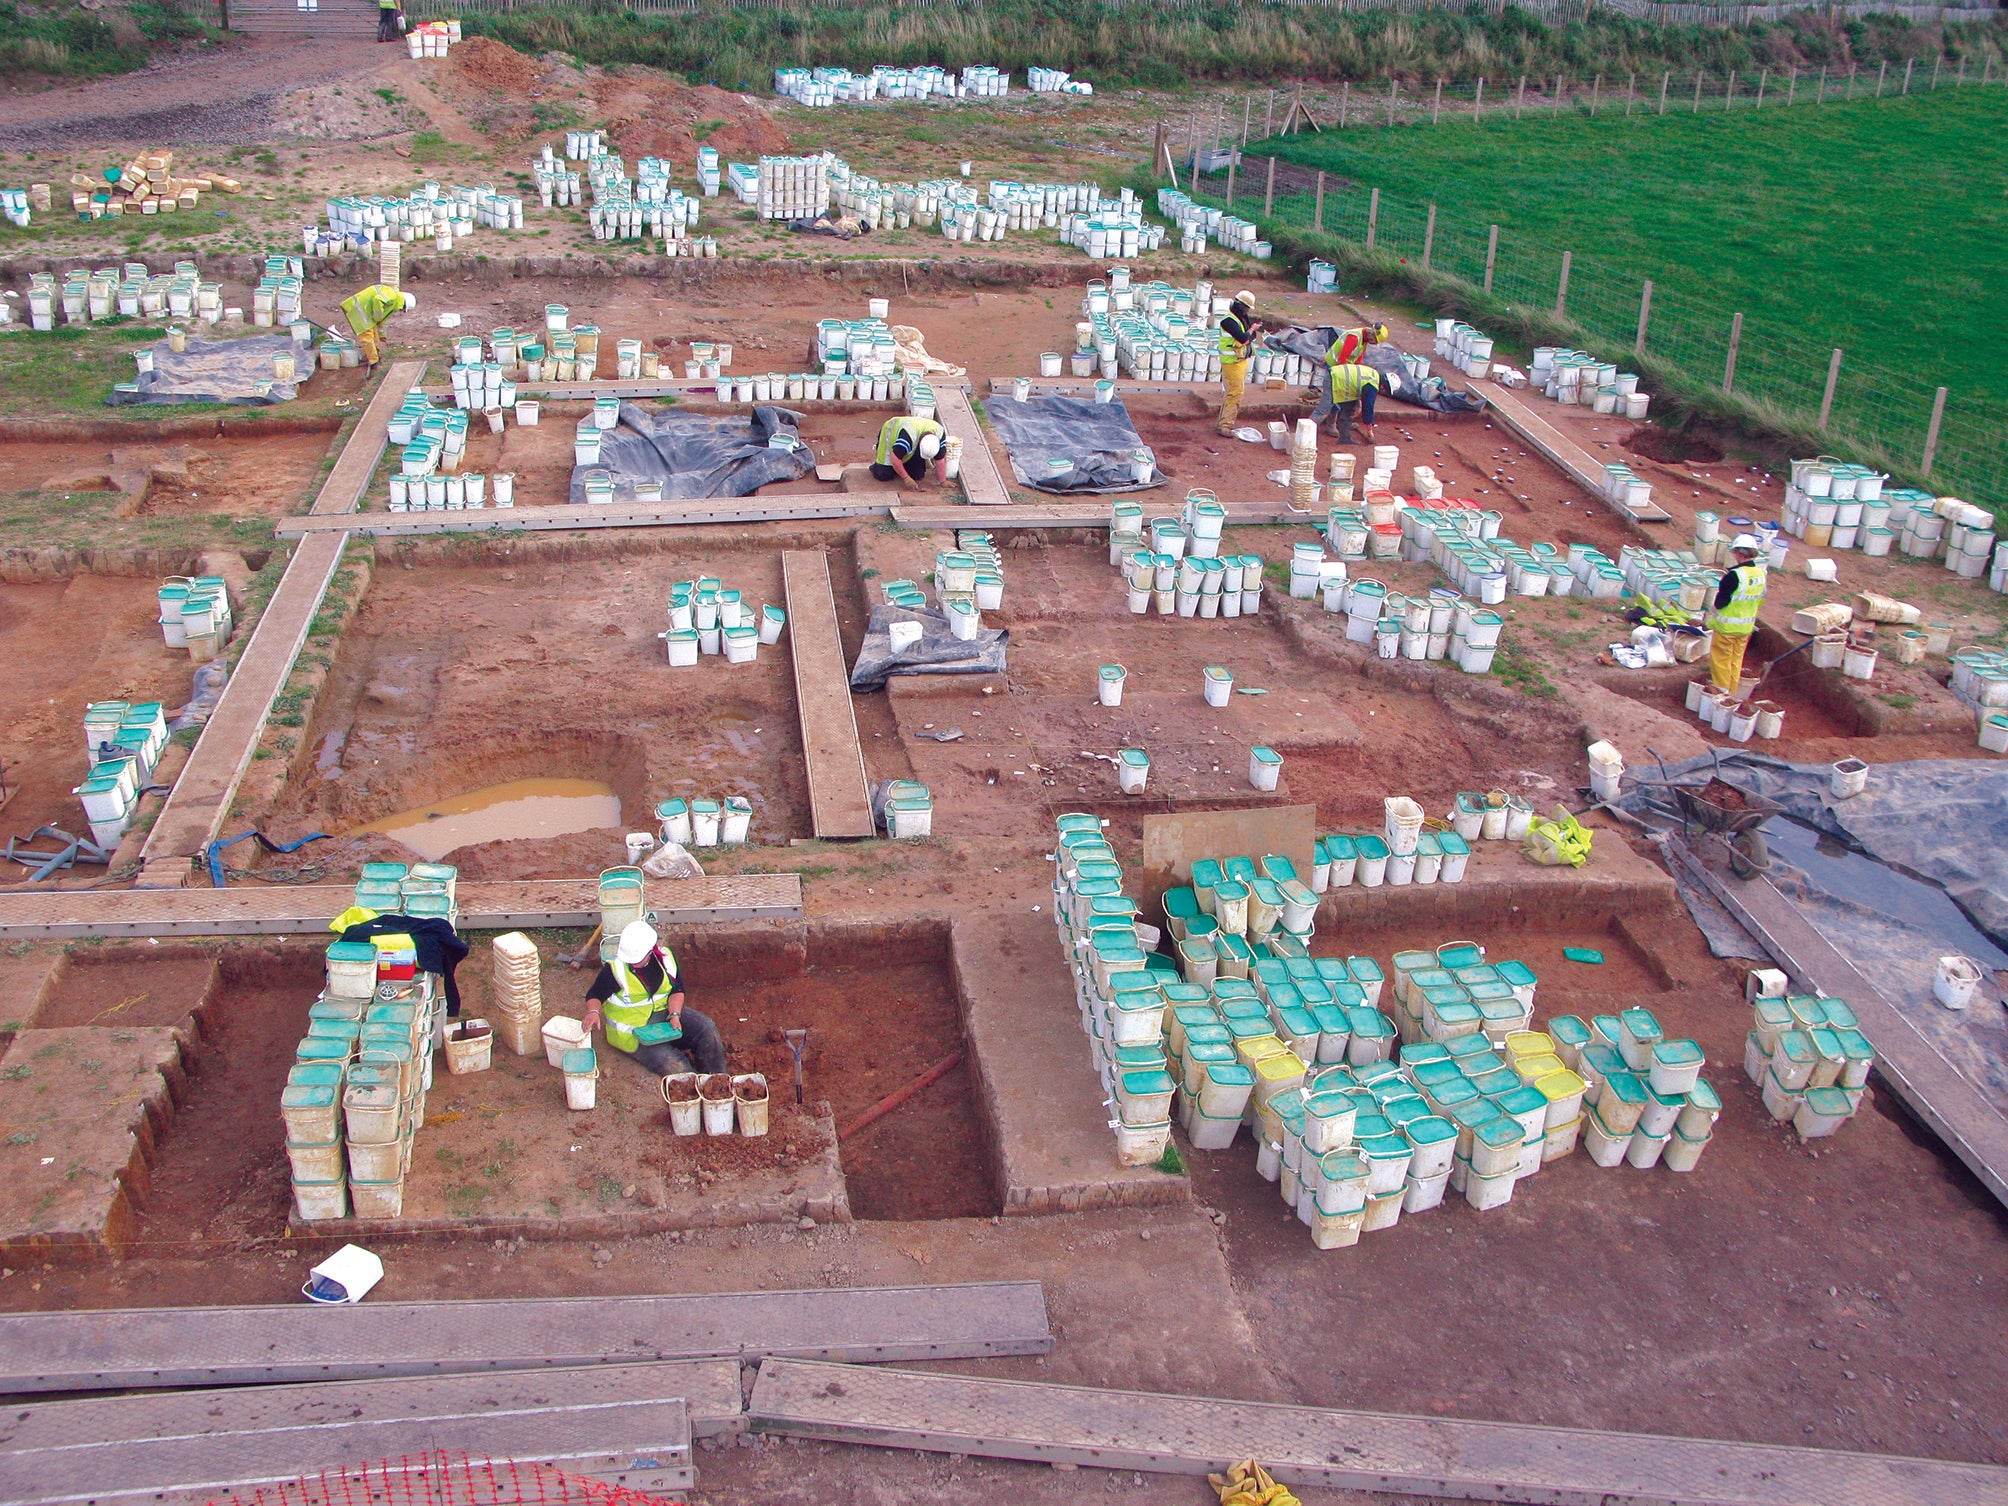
[347,778,622,861]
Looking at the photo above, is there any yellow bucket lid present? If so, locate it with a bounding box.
[1535,1067,1587,1103]
[1504,1030,1554,1060]
[1233,1033,1287,1067]
[1253,1049,1306,1084]
[1515,1053,1567,1083]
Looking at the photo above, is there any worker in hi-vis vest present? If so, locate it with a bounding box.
[1321,360,1384,443]
[1214,290,1264,437]
[872,415,944,490]
[1328,321,1389,370]
[583,920,727,1078]
[1708,535,1769,694]
[377,0,404,43]
[340,283,416,370]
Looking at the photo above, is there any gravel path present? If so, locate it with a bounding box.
[0,37,389,148]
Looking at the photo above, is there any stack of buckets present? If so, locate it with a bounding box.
[1433,318,1499,381]
[660,576,784,667]
[880,781,934,839]
[287,915,441,1222]
[935,536,1004,638]
[156,574,233,657]
[1548,1005,1718,1172]
[655,795,756,848]
[74,700,167,851]
[1110,491,1264,620]
[1741,969,1876,1142]
[1529,348,1650,419]
[489,931,545,1057]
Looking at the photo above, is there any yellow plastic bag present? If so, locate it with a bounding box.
[1209,1458,1300,1506]
[1523,804,1593,868]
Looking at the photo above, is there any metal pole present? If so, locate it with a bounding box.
[1876,60,1887,97]
[1819,348,1842,431]
[1423,203,1436,268]
[1921,386,1948,479]
[1757,68,1767,107]
[1263,154,1276,216]
[1556,249,1571,315]
[1659,71,1670,114]
[1433,79,1443,124]
[1484,224,1498,292]
[1314,171,1324,232]
[1635,279,1653,355]
[1366,186,1379,249]
[1723,312,1743,393]
[1475,76,1484,121]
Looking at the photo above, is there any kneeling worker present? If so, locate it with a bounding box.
[583,920,728,1079]
[340,283,418,371]
[871,415,944,491]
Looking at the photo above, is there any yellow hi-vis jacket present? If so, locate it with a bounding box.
[1326,363,1382,404]
[604,951,680,1053]
[1709,562,1768,639]
[876,416,943,467]
[341,284,409,340]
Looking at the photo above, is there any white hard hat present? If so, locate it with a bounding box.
[917,432,942,461]
[1233,289,1256,306]
[616,919,658,965]
[400,292,418,313]
[1731,533,1762,552]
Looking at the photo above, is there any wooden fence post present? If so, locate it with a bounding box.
[1819,348,1842,431]
[1659,71,1670,114]
[1787,66,1797,105]
[1932,54,1941,90]
[1591,74,1601,115]
[1433,79,1443,124]
[1635,279,1653,355]
[1313,171,1324,233]
[1723,312,1743,393]
[1555,249,1571,315]
[1423,203,1436,268]
[1388,78,1398,127]
[1340,81,1350,128]
[1902,58,1913,95]
[1726,70,1736,108]
[1693,72,1704,113]
[1225,154,1236,207]
[1757,68,1767,107]
[1265,89,1274,138]
[1817,66,1826,103]
[1921,386,1948,479]
[1366,186,1379,249]
[1517,75,1526,120]
[1626,71,1635,115]
[1263,155,1276,216]
[1876,61,1887,97]
[1475,76,1484,121]
[1484,224,1498,292]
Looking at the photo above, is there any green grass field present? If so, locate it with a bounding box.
[1259,88,2006,490]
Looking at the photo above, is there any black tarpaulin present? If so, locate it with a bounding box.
[109,330,310,406]
[571,402,817,502]
[982,393,1167,495]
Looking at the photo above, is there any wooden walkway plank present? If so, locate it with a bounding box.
[781,550,877,839]
[0,875,802,938]
[1479,382,1673,525]
[749,1359,2008,1506]
[274,493,897,539]
[136,361,428,888]
[892,500,1307,529]
[0,1367,698,1505]
[933,384,1014,506]
[0,1283,1051,1393]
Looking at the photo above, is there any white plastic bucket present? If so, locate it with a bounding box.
[1098,664,1126,706]
[1249,747,1281,791]
[1204,666,1232,707]
[303,1244,385,1303]
[1935,955,1981,1010]
[662,1074,702,1134]
[1830,759,1869,798]
[541,1015,586,1068]
[700,1077,736,1134]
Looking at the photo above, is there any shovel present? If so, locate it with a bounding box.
[1738,634,1818,708]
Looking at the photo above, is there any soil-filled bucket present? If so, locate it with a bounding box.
[733,1072,770,1137]
[699,1073,736,1135]
[662,1072,702,1134]
[445,1019,492,1075]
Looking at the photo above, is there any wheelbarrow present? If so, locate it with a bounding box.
[1634,748,1780,879]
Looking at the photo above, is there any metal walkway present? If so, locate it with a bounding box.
[748,1359,2008,1506]
[781,550,877,839]
[136,361,428,888]
[1670,834,2008,1211]
[0,1364,708,1505]
[1479,382,1673,526]
[933,384,1013,505]
[0,1283,1051,1393]
[0,875,802,938]
[272,493,896,539]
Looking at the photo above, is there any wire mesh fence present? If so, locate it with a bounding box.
[1174,72,2005,505]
